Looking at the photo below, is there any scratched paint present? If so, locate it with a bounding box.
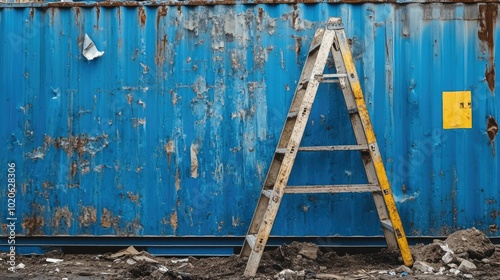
[0,3,499,240]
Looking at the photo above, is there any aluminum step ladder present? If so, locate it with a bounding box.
[239,17,414,277]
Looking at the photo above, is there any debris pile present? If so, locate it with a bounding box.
[406,228,498,278]
[2,228,499,279]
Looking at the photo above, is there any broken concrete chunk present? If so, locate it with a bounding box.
[395,265,412,273]
[82,34,104,61]
[463,274,474,279]
[413,261,434,273]
[133,255,159,264]
[449,268,461,275]
[171,258,189,264]
[46,258,64,263]
[458,260,477,272]
[274,269,297,280]
[157,265,169,273]
[298,243,319,260]
[110,246,140,258]
[316,274,343,279]
[15,263,26,269]
[448,263,458,268]
[126,259,137,265]
[442,252,454,264]
[439,243,454,255]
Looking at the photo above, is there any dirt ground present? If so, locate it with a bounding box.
[2,228,500,279]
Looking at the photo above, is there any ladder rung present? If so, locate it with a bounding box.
[276,148,287,154]
[287,111,299,119]
[322,74,348,78]
[262,190,273,198]
[298,145,369,151]
[320,74,348,84]
[380,219,394,233]
[246,234,257,249]
[285,184,380,194]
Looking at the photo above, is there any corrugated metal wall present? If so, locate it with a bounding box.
[0,2,498,239]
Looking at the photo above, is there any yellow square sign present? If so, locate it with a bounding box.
[442,91,472,129]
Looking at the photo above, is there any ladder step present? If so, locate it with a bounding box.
[287,111,299,119]
[323,74,348,78]
[285,184,380,194]
[380,219,394,233]
[246,234,257,249]
[262,189,273,198]
[276,148,287,154]
[298,145,369,151]
[319,73,348,84]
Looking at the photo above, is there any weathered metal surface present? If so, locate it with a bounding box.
[0,3,498,240]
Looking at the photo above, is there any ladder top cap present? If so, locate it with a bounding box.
[327,17,343,30]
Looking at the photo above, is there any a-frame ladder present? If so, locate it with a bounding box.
[240,17,414,277]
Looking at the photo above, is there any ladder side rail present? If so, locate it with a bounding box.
[240,28,328,258]
[333,26,414,267]
[243,29,337,277]
[330,41,398,251]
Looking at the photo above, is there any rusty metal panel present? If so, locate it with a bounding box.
[0,3,499,239]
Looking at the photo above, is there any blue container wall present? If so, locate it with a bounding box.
[0,3,498,238]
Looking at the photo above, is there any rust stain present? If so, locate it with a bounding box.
[169,90,180,105]
[127,191,141,204]
[487,115,498,141]
[79,206,97,227]
[138,6,146,26]
[164,139,175,166]
[169,211,178,233]
[175,168,181,191]
[96,6,100,25]
[22,216,44,235]
[101,208,112,228]
[132,118,146,127]
[50,7,55,25]
[491,210,498,219]
[478,4,497,93]
[155,34,168,67]
[490,224,498,233]
[292,3,299,28]
[74,7,80,23]
[487,115,499,156]
[54,206,73,228]
[156,5,167,29]
[53,134,108,157]
[29,7,34,19]
[292,35,302,61]
[217,221,224,232]
[70,161,78,178]
[42,181,54,189]
[101,208,120,229]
